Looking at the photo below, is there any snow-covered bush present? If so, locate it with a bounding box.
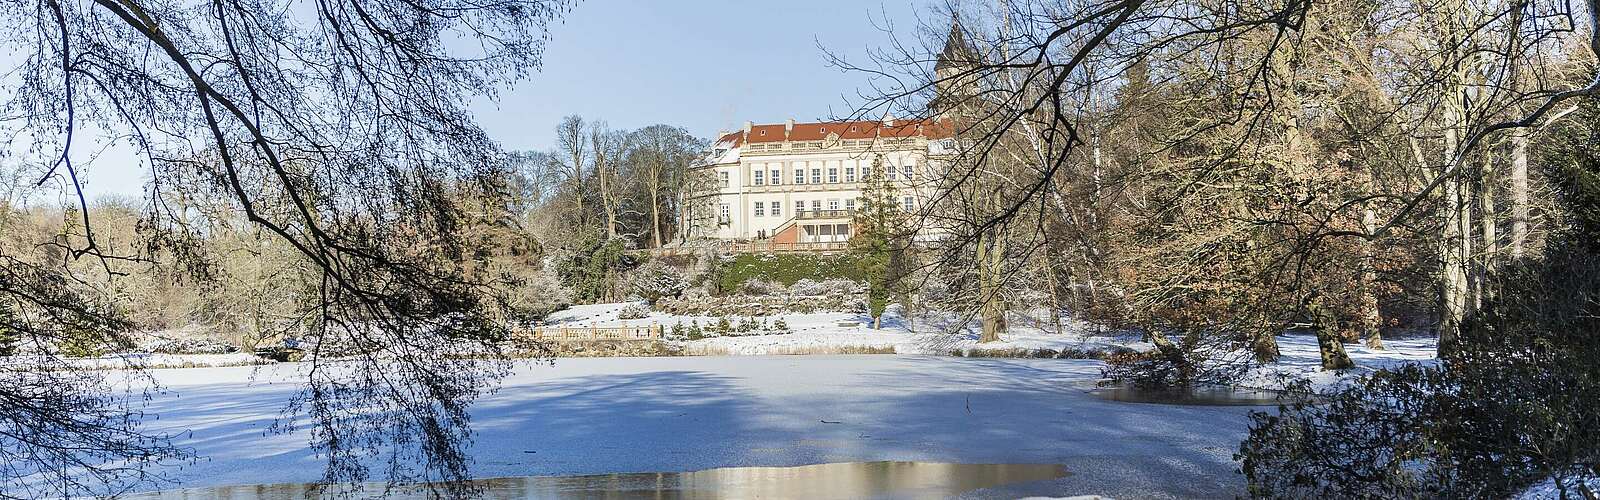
[144,337,239,355]
[739,278,784,296]
[629,262,690,303]
[617,303,651,320]
[504,265,573,321]
[788,278,828,296]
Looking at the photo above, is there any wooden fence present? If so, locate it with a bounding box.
[528,324,663,342]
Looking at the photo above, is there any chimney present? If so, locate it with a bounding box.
[881,112,896,127]
[785,118,795,140]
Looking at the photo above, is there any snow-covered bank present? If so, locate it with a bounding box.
[1239,334,1439,391]
[546,302,1439,388]
[545,302,1150,358]
[97,356,1252,499]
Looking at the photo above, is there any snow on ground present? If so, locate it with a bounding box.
[65,352,270,370]
[1239,333,1439,391]
[101,356,1256,499]
[545,302,1151,358]
[1517,475,1600,499]
[546,302,1437,390]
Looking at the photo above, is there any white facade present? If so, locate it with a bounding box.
[686,119,953,243]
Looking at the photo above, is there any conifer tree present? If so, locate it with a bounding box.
[852,156,910,329]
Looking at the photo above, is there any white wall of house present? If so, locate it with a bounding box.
[698,143,940,241]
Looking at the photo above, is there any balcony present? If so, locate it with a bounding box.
[793,209,856,220]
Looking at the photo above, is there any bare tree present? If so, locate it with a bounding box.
[1,0,572,495]
[627,125,703,248]
[590,122,629,241]
[833,0,1598,381]
[554,115,592,230]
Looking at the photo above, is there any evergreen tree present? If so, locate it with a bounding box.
[851,156,910,329]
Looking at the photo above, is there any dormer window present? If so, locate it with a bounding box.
[759,130,767,136]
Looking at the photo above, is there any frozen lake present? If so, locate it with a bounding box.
[120,355,1261,499]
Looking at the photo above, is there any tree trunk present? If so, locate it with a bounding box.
[1315,326,1355,370]
[1478,157,1498,306]
[1510,131,1529,257]
[650,184,663,248]
[1361,206,1386,350]
[1251,329,1281,362]
[1438,85,1472,354]
[1311,301,1355,370]
[977,230,1007,343]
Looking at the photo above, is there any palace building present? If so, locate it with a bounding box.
[683,117,956,248]
[679,19,973,250]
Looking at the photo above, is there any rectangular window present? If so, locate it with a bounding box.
[844,167,856,183]
[886,166,897,181]
[902,196,915,212]
[902,165,913,180]
[719,171,730,188]
[754,201,765,217]
[753,170,764,186]
[810,200,822,212]
[795,200,805,214]
[863,164,874,179]
[771,202,781,218]
[794,168,805,184]
[828,168,838,183]
[720,203,731,221]
[770,169,782,185]
[811,168,822,184]
[828,199,840,211]
[845,198,856,211]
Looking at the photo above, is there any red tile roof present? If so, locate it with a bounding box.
[719,118,953,147]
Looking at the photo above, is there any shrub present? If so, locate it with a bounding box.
[714,316,732,334]
[143,337,239,355]
[1238,247,1600,498]
[629,262,689,303]
[57,325,134,358]
[502,266,572,322]
[556,236,638,303]
[739,278,784,296]
[616,303,650,320]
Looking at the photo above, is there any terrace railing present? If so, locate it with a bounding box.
[529,324,663,342]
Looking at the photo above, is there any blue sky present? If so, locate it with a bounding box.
[475,0,934,148]
[70,0,937,200]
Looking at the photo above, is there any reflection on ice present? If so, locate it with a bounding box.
[124,461,1069,499]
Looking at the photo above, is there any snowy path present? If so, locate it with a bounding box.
[123,356,1257,499]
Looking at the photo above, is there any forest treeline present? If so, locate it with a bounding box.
[835,0,1599,495]
[0,116,707,350]
[848,0,1600,381]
